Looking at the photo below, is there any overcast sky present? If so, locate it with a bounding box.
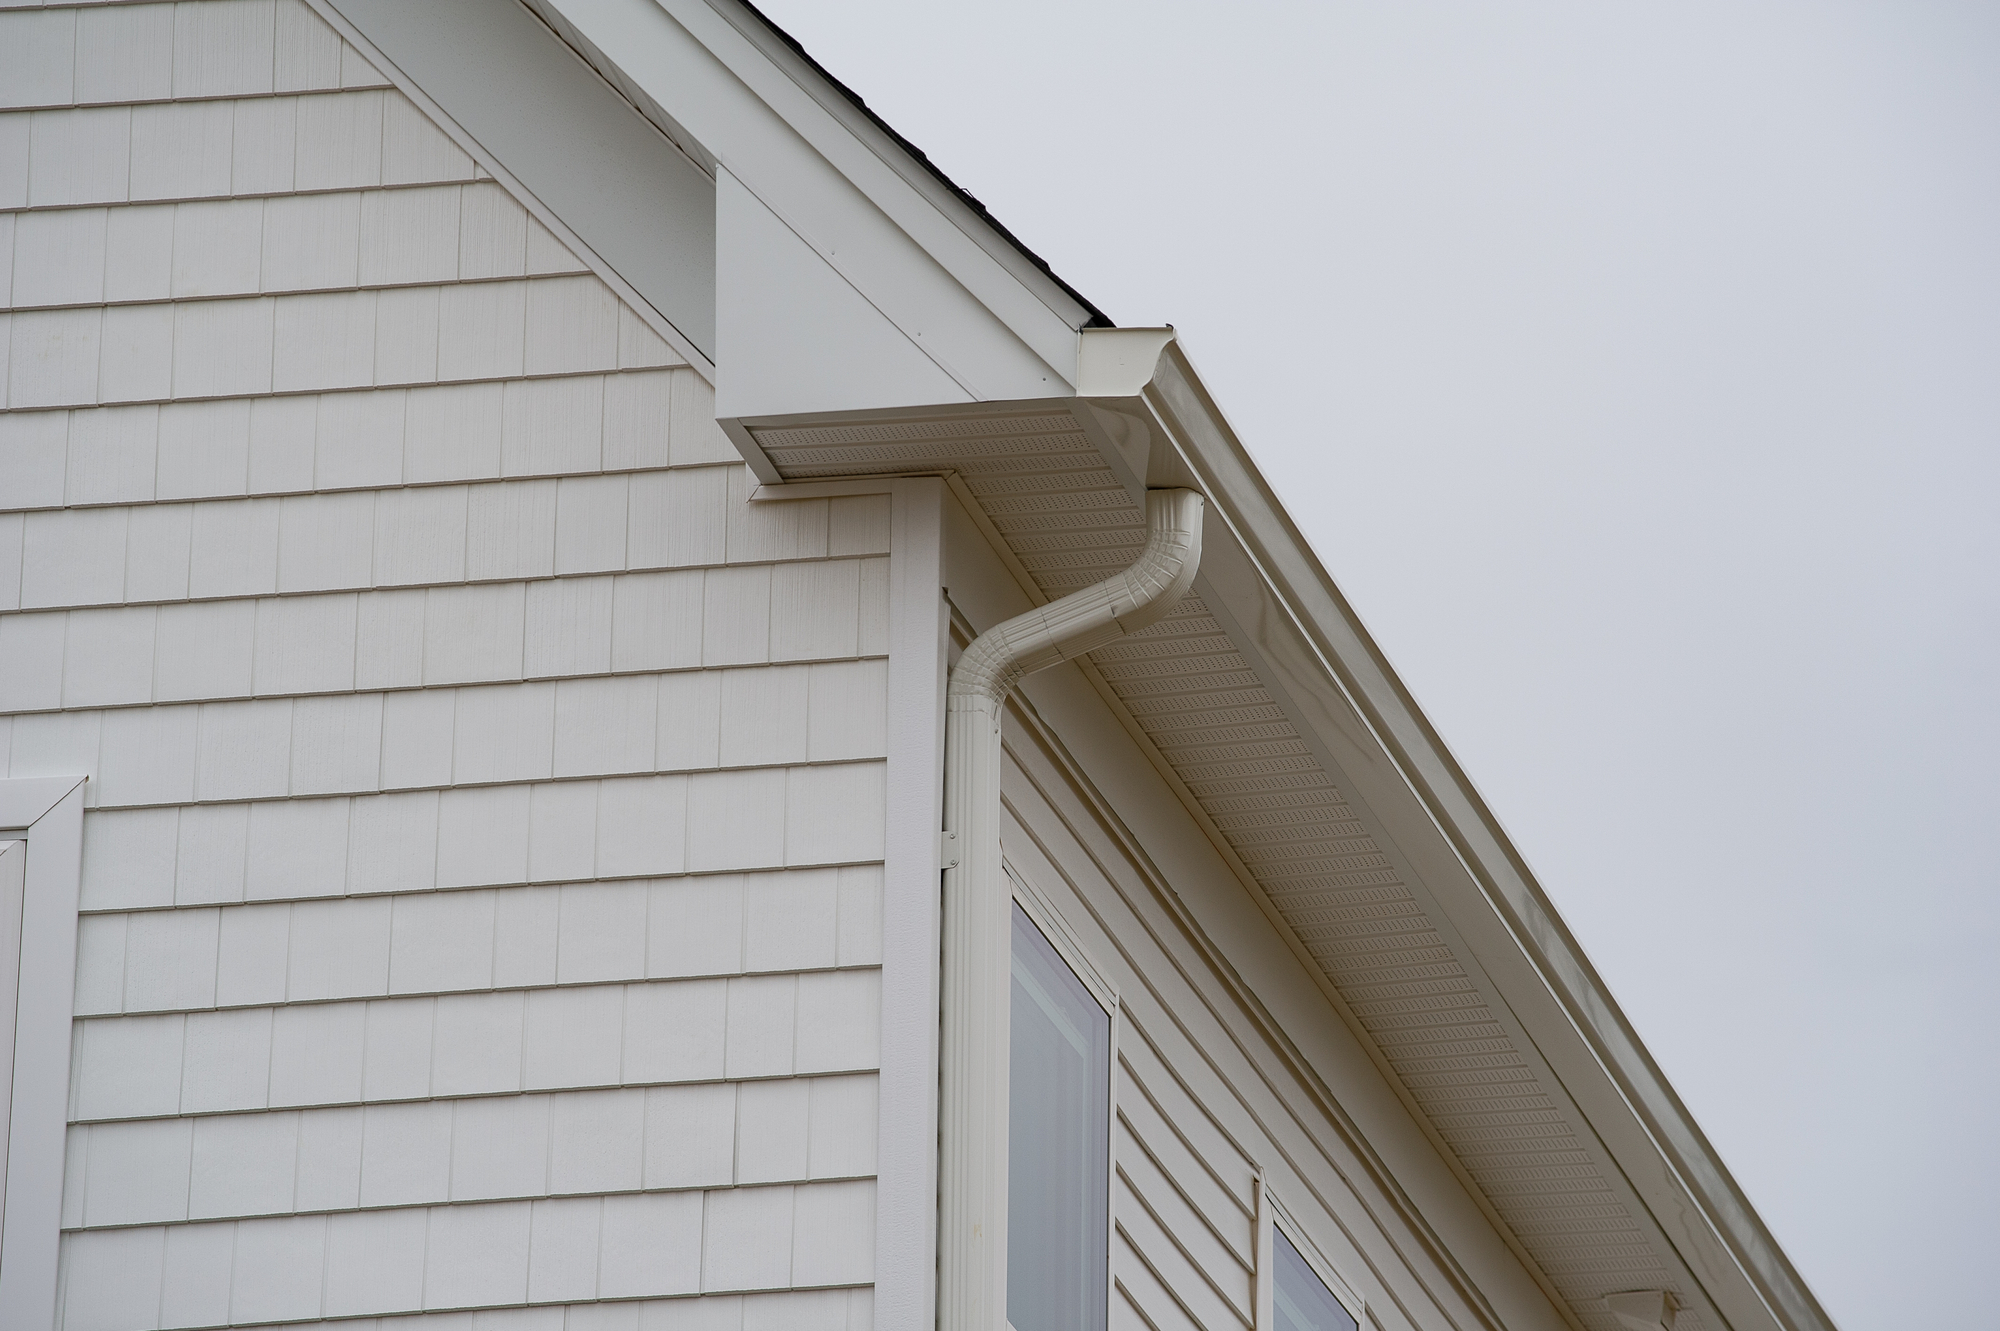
[753,2,1999,1326]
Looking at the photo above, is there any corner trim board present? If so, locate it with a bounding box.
[0,776,88,1331]
[876,478,950,1331]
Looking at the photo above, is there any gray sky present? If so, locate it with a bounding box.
[753,2,2000,1326]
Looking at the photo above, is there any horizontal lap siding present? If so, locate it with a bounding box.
[8,666,890,798]
[0,6,885,1327]
[0,373,748,515]
[998,707,1502,1331]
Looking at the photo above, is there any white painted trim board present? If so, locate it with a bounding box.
[877,477,948,1331]
[0,776,87,1331]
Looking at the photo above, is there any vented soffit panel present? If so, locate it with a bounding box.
[730,329,1837,1331]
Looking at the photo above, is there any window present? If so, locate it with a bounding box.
[1007,900,1111,1331]
[1272,1227,1360,1331]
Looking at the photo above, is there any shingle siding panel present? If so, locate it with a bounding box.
[0,116,24,211]
[131,100,236,200]
[66,404,158,505]
[382,91,475,185]
[274,0,344,94]
[0,610,65,712]
[171,0,277,100]
[77,5,176,105]
[0,411,67,514]
[12,206,107,308]
[9,306,103,408]
[172,199,265,299]
[263,189,363,291]
[0,10,78,110]
[14,22,880,1324]
[123,536,208,631]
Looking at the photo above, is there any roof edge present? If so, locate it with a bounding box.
[710,0,1116,331]
[716,0,1128,329]
[1136,338,1840,1331]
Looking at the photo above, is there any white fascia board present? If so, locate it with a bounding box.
[1130,344,1836,1331]
[535,0,1084,400]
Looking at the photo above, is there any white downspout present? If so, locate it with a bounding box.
[937,487,1204,1331]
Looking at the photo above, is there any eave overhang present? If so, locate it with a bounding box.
[722,329,1836,1331]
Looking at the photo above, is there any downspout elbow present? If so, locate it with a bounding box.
[949,487,1206,708]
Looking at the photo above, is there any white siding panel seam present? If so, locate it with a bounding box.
[73,796,885,911]
[3,289,643,411]
[1,269,603,314]
[0,411,744,515]
[0,465,758,518]
[0,549,885,606]
[56,1197,872,1325]
[68,976,885,1119]
[0,658,892,716]
[2,190,593,306]
[12,753,888,811]
[60,1078,879,1229]
[8,86,496,212]
[69,963,887,1021]
[57,1179,883,1231]
[70,859,888,911]
[0,368,732,500]
[0,571,887,708]
[0,88,402,119]
[63,1066,884,1126]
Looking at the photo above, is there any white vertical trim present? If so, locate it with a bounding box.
[878,478,948,1331]
[0,776,88,1331]
[0,844,21,1257]
[1255,1172,1278,1331]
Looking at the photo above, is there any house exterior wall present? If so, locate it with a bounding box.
[0,5,1628,1331]
[0,3,885,1327]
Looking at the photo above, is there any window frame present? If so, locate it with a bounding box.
[1004,858,1119,1331]
[1256,1178,1370,1331]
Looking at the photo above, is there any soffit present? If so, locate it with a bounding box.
[748,409,1726,1331]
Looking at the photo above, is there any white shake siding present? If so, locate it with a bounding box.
[0,4,883,1328]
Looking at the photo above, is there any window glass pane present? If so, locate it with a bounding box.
[1008,901,1110,1331]
[1273,1228,1359,1331]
